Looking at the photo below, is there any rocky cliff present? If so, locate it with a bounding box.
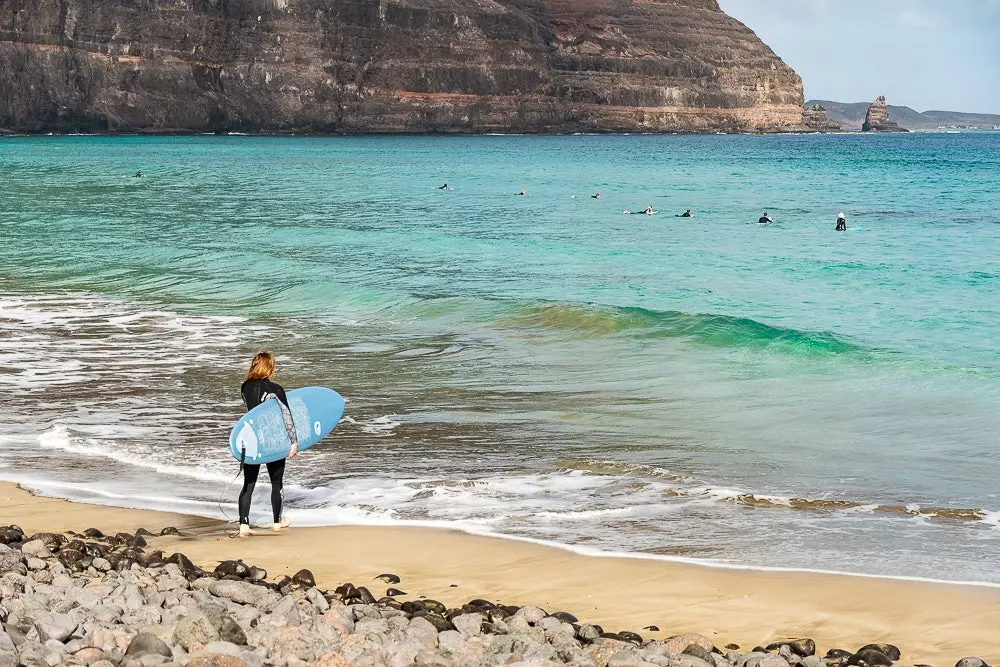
[802,104,840,132]
[0,0,805,134]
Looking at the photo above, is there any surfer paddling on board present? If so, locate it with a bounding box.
[758,211,774,225]
[237,351,298,537]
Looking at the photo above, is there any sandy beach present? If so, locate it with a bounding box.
[3,481,999,663]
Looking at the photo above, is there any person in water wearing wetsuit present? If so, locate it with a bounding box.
[238,351,298,537]
[758,212,774,224]
[438,183,452,190]
[677,209,693,218]
[836,212,847,231]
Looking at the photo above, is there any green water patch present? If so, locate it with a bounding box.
[498,301,868,357]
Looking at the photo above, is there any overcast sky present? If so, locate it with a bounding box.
[717,0,1000,113]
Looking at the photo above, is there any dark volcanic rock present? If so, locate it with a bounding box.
[857,645,900,662]
[767,639,817,657]
[848,649,894,667]
[0,0,804,134]
[292,568,316,588]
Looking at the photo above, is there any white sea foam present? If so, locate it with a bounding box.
[36,425,234,484]
[340,415,401,436]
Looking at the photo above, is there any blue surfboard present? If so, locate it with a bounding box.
[229,386,345,464]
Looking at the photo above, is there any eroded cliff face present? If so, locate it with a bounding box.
[0,0,805,134]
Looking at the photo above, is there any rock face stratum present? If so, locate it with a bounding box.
[0,0,805,134]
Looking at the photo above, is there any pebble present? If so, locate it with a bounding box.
[0,523,986,667]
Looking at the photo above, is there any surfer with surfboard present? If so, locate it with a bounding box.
[228,352,346,537]
[237,351,298,537]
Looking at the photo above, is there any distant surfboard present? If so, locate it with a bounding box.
[229,387,345,464]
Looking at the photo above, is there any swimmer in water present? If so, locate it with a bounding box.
[758,212,774,224]
[592,193,600,199]
[676,209,693,218]
[644,205,654,215]
[438,183,452,190]
[518,190,526,196]
[134,171,144,178]
[836,212,847,231]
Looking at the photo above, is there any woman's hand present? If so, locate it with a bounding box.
[289,442,299,458]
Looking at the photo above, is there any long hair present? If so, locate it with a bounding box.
[245,351,276,381]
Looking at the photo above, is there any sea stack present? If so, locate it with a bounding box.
[0,0,806,135]
[861,96,907,132]
[802,104,841,131]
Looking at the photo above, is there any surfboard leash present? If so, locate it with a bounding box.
[218,446,246,537]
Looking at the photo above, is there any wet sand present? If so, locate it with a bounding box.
[3,481,998,662]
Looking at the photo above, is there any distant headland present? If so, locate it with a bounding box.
[806,99,1000,132]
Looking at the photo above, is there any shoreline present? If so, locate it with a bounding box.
[4,481,1000,662]
[11,476,1000,591]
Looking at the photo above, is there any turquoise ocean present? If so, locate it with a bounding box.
[1,133,999,583]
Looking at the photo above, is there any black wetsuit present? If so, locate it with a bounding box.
[238,379,293,526]
[759,216,773,224]
[836,218,847,231]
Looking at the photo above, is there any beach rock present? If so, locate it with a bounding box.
[198,606,247,646]
[173,612,219,651]
[0,526,24,545]
[246,567,267,583]
[848,650,893,667]
[291,569,316,589]
[208,581,264,606]
[659,634,716,655]
[0,652,15,667]
[0,545,25,573]
[619,631,644,647]
[33,613,78,643]
[21,540,54,560]
[587,638,635,667]
[548,611,579,624]
[406,616,440,649]
[27,533,65,550]
[422,600,448,616]
[801,658,824,667]
[436,630,467,654]
[125,633,173,659]
[955,660,990,667]
[305,588,329,613]
[858,646,901,662]
[684,645,717,662]
[414,613,456,634]
[577,624,602,642]
[757,656,792,667]
[213,561,249,579]
[767,640,817,658]
[312,651,359,667]
[740,652,770,667]
[513,606,547,625]
[187,655,249,667]
[160,528,180,536]
[452,613,484,637]
[607,652,660,667]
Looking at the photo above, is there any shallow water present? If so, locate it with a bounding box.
[1,133,999,582]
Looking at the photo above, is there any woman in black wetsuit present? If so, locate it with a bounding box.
[238,351,297,537]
